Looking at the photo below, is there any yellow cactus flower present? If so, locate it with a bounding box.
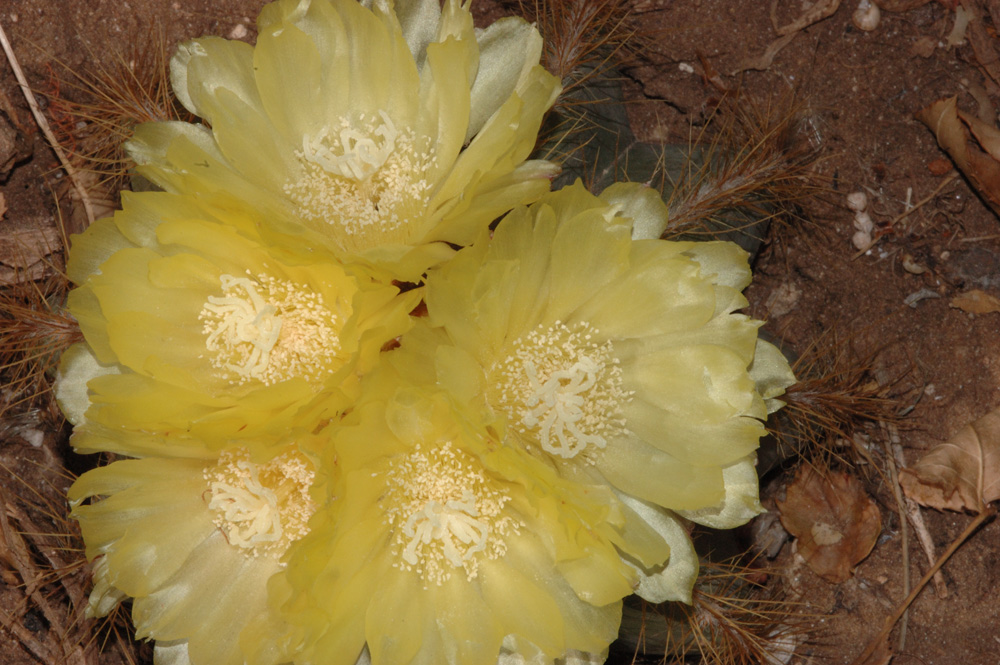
[405,181,795,601]
[127,0,560,279]
[57,191,419,446]
[70,436,319,665]
[272,361,688,665]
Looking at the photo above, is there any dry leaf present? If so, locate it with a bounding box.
[910,35,937,58]
[966,0,1000,89]
[949,289,1000,314]
[960,109,1000,161]
[899,407,1000,512]
[0,226,62,283]
[945,4,972,46]
[777,466,882,583]
[917,96,1000,216]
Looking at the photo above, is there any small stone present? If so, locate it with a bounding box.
[846,191,868,212]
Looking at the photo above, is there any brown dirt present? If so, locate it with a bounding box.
[2,0,999,664]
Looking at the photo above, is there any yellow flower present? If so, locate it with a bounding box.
[57,191,419,446]
[272,362,679,665]
[70,436,319,665]
[128,0,561,279]
[406,181,795,600]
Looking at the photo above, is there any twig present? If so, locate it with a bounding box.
[888,437,947,598]
[879,426,909,651]
[7,500,88,615]
[958,233,1000,242]
[770,0,842,35]
[732,33,797,74]
[0,19,96,232]
[852,173,958,259]
[0,488,61,664]
[849,505,996,665]
[0,482,91,665]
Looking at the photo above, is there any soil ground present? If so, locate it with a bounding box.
[1,0,999,664]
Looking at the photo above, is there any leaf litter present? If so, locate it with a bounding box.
[900,406,1000,511]
[776,466,882,583]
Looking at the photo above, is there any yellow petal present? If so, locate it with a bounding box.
[170,37,259,120]
[676,454,765,529]
[615,493,699,604]
[597,435,725,510]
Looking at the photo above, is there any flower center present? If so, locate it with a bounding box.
[204,447,316,559]
[199,272,342,386]
[491,321,631,460]
[283,110,436,253]
[301,109,397,181]
[383,443,519,587]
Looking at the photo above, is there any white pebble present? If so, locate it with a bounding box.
[852,230,872,250]
[846,191,868,212]
[853,211,874,233]
[853,0,881,32]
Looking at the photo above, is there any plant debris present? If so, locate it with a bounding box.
[900,406,1000,511]
[776,466,882,583]
[948,288,1000,315]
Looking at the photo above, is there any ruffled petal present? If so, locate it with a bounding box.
[615,493,698,604]
[676,454,764,529]
[750,338,798,412]
[170,38,259,121]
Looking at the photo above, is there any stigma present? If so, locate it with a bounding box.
[490,320,631,460]
[199,271,342,386]
[382,443,520,587]
[283,110,436,253]
[204,447,316,559]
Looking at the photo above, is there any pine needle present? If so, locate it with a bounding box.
[0,273,81,420]
[625,559,812,665]
[43,26,187,195]
[769,327,909,473]
[657,93,827,243]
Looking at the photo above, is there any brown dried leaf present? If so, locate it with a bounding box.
[917,96,1000,216]
[949,288,1000,314]
[960,109,1000,161]
[966,0,1000,89]
[910,35,937,58]
[899,407,1000,512]
[776,466,882,583]
[0,226,63,283]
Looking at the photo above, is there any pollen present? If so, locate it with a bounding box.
[283,110,437,253]
[490,321,632,460]
[199,272,343,386]
[383,442,520,588]
[204,447,316,559]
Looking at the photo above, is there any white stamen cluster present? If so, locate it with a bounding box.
[491,320,631,459]
[204,447,316,559]
[199,272,342,386]
[383,443,520,587]
[302,110,398,181]
[283,110,436,251]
